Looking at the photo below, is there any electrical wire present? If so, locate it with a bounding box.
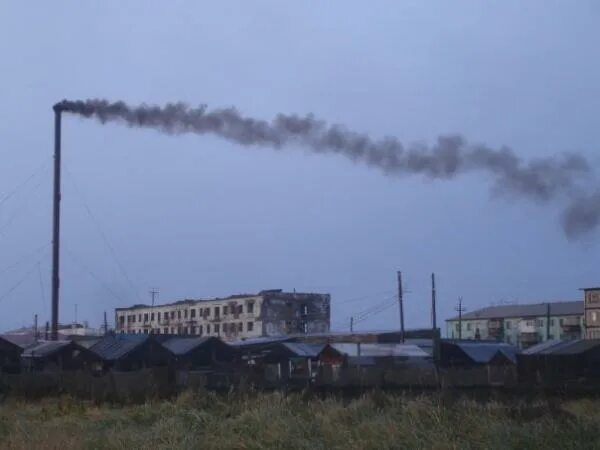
[0,260,44,304]
[63,166,143,303]
[0,242,51,277]
[0,157,51,209]
[63,244,129,305]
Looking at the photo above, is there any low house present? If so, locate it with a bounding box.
[160,336,237,370]
[0,336,24,373]
[262,343,343,382]
[90,334,173,371]
[21,341,102,372]
[438,340,518,387]
[326,342,437,388]
[518,339,600,388]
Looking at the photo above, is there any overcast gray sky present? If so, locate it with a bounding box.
[0,1,599,334]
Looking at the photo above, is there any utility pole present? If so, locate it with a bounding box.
[350,316,354,333]
[103,311,108,335]
[455,297,466,340]
[45,321,49,340]
[431,273,437,331]
[34,314,38,340]
[150,288,159,307]
[397,271,405,343]
[546,303,551,341]
[51,103,63,341]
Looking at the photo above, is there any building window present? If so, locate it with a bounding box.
[191,309,196,318]
[171,327,175,334]
[550,319,555,326]
[247,302,254,314]
[214,307,220,317]
[184,310,188,319]
[455,323,459,333]
[138,314,142,322]
[560,318,564,326]
[238,322,243,332]
[151,313,155,321]
[164,327,168,334]
[119,316,125,325]
[183,327,188,334]
[178,310,182,319]
[214,324,220,334]
[143,329,148,334]
[505,321,511,329]
[198,325,203,335]
[223,306,229,315]
[466,323,471,331]
[171,311,175,320]
[207,324,211,334]
[143,313,148,322]
[247,322,254,332]
[237,304,243,314]
[592,311,598,323]
[537,319,544,327]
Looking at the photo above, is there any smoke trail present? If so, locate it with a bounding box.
[57,99,598,237]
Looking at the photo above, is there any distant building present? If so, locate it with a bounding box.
[445,301,583,348]
[114,289,330,342]
[583,287,600,339]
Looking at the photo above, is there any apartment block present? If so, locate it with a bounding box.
[583,287,600,339]
[114,289,330,341]
[445,301,583,348]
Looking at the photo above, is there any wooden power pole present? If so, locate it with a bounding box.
[397,271,405,343]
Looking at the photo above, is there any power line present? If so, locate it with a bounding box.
[63,244,129,305]
[63,167,142,303]
[0,175,48,237]
[37,261,47,317]
[0,243,50,277]
[331,289,396,305]
[0,260,44,304]
[0,157,51,208]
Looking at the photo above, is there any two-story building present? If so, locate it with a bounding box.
[115,289,330,342]
[445,301,583,348]
[583,287,600,339]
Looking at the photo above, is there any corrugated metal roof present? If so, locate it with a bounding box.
[446,301,582,321]
[161,337,213,355]
[90,334,150,361]
[281,342,326,357]
[231,336,293,347]
[521,340,565,355]
[22,341,72,358]
[525,339,600,356]
[331,343,429,358]
[452,342,517,364]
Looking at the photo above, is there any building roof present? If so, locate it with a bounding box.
[522,339,600,356]
[331,343,430,358]
[280,342,326,358]
[22,341,72,358]
[448,341,518,364]
[446,301,582,321]
[161,337,215,356]
[90,334,151,361]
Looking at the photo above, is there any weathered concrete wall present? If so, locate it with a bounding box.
[260,292,330,337]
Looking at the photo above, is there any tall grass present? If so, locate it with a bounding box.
[0,391,597,449]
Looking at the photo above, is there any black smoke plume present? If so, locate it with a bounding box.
[56,99,598,237]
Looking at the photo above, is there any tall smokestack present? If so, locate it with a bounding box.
[58,99,600,237]
[51,101,64,341]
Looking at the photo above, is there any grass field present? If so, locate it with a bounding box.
[0,391,599,449]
